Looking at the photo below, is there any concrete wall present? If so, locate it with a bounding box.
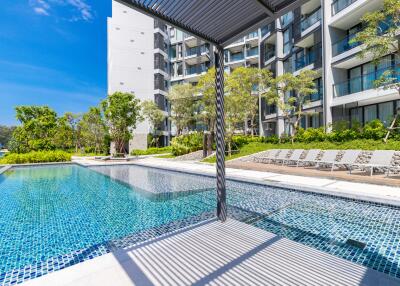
[107,1,153,151]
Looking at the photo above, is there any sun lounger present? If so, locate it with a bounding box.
[349,150,395,176]
[331,150,362,171]
[272,149,291,165]
[255,149,280,164]
[315,150,339,170]
[296,149,321,167]
[283,149,304,165]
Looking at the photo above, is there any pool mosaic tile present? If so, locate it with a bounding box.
[0,164,399,285]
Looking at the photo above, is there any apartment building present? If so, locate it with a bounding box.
[259,0,397,136]
[108,0,170,151]
[108,0,396,148]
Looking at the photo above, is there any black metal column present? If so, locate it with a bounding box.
[214,47,227,222]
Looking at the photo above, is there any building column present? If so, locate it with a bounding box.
[214,47,227,222]
[322,0,333,130]
[275,19,285,136]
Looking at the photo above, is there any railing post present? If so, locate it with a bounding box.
[214,47,227,222]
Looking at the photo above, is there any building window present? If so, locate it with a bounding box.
[281,11,293,27]
[283,28,292,54]
[379,101,394,126]
[364,105,377,124]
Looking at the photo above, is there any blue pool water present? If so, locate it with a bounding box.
[0,164,400,285]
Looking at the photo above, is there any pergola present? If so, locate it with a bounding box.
[117,0,305,222]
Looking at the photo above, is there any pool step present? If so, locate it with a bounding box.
[0,165,11,175]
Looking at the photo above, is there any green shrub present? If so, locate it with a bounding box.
[171,131,203,156]
[131,146,172,156]
[363,119,387,140]
[296,127,327,142]
[0,150,71,164]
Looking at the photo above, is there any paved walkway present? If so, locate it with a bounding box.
[22,219,398,286]
[73,157,400,206]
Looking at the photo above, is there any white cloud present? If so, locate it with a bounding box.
[29,0,94,22]
[33,7,49,16]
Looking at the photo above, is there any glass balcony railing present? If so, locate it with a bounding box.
[247,48,259,57]
[295,51,315,71]
[264,50,275,62]
[186,65,207,75]
[332,0,358,16]
[307,86,324,101]
[246,31,259,40]
[332,33,361,56]
[334,63,400,97]
[261,23,274,37]
[185,46,209,57]
[230,53,245,62]
[301,9,321,32]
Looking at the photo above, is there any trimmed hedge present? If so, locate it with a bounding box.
[0,151,71,164]
[131,146,172,156]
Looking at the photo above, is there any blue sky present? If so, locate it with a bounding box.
[0,0,111,125]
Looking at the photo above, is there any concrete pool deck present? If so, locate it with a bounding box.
[73,157,400,207]
[21,218,398,286]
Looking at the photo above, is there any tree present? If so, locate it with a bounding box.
[197,67,217,154]
[64,112,82,153]
[0,126,16,149]
[167,83,196,135]
[265,70,317,143]
[141,100,165,147]
[11,106,58,152]
[80,107,108,154]
[224,90,247,156]
[102,92,142,155]
[54,116,74,150]
[352,0,400,141]
[226,67,273,136]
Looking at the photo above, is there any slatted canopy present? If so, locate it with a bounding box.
[115,0,306,47]
[116,0,305,222]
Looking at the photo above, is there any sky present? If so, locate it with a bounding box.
[0,0,111,126]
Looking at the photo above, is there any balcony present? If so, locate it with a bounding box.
[246,31,259,40]
[247,47,259,58]
[264,50,275,64]
[295,51,316,71]
[332,0,358,16]
[261,22,275,38]
[332,33,361,57]
[230,53,245,62]
[301,8,321,33]
[306,86,323,102]
[186,64,207,76]
[334,63,399,97]
[185,46,209,57]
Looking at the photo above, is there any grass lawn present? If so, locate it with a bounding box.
[202,139,400,163]
[155,154,176,159]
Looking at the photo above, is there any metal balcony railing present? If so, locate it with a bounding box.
[334,63,400,97]
[185,46,209,57]
[332,0,358,16]
[301,8,321,32]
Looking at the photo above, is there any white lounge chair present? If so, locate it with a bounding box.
[296,149,321,167]
[255,149,280,164]
[331,150,362,171]
[349,150,395,176]
[315,150,339,170]
[283,149,304,165]
[273,149,291,165]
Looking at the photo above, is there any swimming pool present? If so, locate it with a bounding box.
[0,164,399,285]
